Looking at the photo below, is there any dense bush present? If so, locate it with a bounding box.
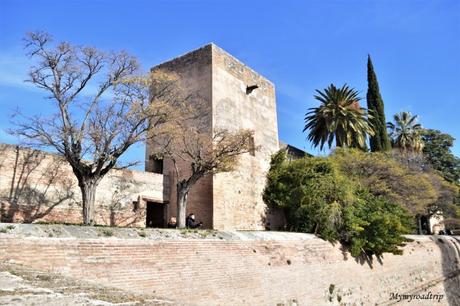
[263,149,414,257]
[264,152,353,240]
[342,191,413,256]
[332,148,460,218]
[331,148,437,215]
[421,129,460,184]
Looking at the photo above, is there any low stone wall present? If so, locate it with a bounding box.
[0,224,458,305]
[0,144,166,226]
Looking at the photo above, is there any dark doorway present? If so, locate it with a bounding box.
[146,202,165,228]
[420,215,430,234]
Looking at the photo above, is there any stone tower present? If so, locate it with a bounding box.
[146,44,279,230]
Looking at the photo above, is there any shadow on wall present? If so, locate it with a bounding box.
[352,251,384,269]
[0,146,77,223]
[97,173,145,227]
[263,204,286,231]
[434,236,460,305]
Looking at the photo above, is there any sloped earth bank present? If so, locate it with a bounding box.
[0,262,174,306]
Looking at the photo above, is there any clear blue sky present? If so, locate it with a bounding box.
[1,0,459,169]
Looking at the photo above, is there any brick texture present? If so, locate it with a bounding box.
[147,45,214,229]
[0,144,167,226]
[0,233,458,305]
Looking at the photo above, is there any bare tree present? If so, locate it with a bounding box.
[11,32,168,224]
[150,70,254,228]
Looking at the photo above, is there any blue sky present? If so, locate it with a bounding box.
[1,0,459,169]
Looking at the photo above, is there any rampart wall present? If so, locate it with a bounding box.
[0,144,166,226]
[0,226,458,305]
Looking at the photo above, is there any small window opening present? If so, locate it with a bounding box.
[150,156,164,174]
[246,84,259,95]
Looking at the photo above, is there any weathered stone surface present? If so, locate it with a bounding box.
[0,225,459,305]
[147,43,279,230]
[0,261,172,305]
[212,44,279,230]
[0,144,166,226]
[147,45,214,229]
[0,44,280,230]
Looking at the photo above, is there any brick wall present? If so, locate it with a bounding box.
[0,144,166,226]
[0,229,458,305]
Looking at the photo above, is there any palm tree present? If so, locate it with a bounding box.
[303,84,374,150]
[387,111,424,153]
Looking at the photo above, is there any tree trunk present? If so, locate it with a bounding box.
[313,222,319,235]
[335,133,343,148]
[417,215,422,235]
[79,179,98,225]
[176,181,189,228]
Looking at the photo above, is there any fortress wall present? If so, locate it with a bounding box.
[0,229,458,305]
[147,44,280,230]
[148,45,214,228]
[0,143,165,226]
[212,44,279,230]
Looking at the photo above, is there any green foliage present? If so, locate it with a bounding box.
[264,153,353,240]
[423,171,460,218]
[303,84,374,150]
[343,191,414,257]
[366,55,391,152]
[333,148,460,219]
[387,112,424,153]
[421,129,460,184]
[0,225,15,233]
[331,148,437,215]
[100,228,113,237]
[263,150,413,257]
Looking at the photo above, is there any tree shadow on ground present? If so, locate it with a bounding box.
[0,145,77,223]
[433,236,460,305]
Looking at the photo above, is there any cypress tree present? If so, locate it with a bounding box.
[366,55,391,151]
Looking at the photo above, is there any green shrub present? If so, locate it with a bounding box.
[264,151,355,241]
[331,148,437,215]
[0,225,15,233]
[342,191,414,256]
[100,228,113,237]
[263,149,413,257]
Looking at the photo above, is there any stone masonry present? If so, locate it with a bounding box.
[0,44,281,230]
[147,44,279,230]
[0,144,167,226]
